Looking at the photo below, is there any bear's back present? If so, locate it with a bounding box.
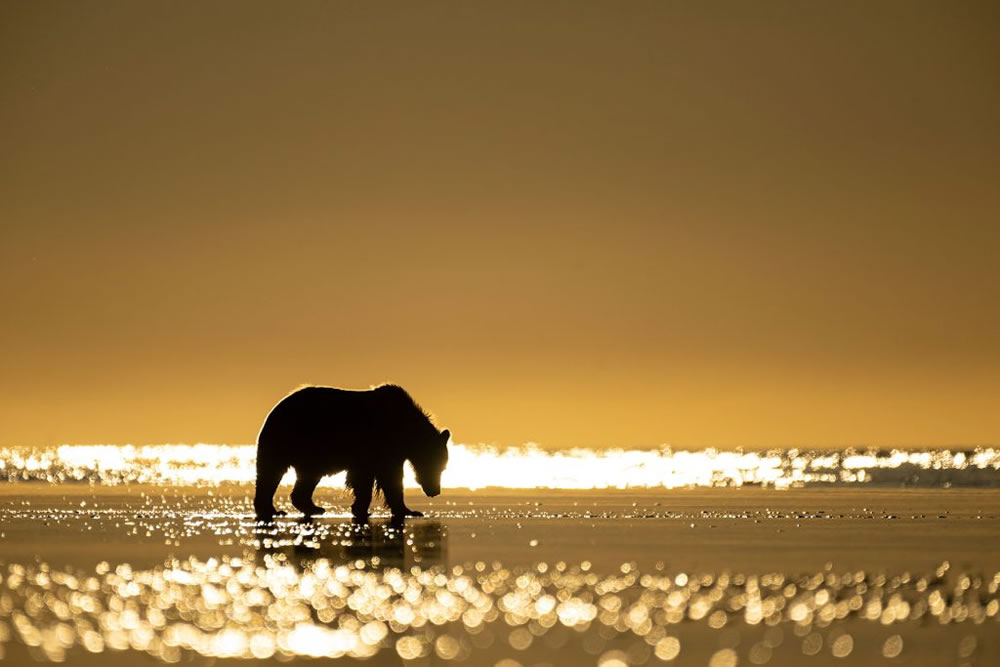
[261,387,369,438]
[257,385,429,452]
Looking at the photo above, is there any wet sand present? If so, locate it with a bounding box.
[1,485,998,665]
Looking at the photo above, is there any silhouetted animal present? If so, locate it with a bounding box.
[254,385,450,523]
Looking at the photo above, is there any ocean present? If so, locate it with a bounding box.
[0,444,997,665]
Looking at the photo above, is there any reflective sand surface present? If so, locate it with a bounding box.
[3,549,997,663]
[1,485,998,665]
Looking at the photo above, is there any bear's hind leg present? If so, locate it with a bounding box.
[290,468,325,516]
[254,459,286,520]
[346,470,374,523]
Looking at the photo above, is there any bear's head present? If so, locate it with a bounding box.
[412,429,450,497]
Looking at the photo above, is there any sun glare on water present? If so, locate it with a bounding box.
[3,554,997,663]
[0,444,997,489]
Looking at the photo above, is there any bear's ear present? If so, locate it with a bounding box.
[440,429,450,444]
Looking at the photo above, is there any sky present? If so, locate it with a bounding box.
[1,1,998,448]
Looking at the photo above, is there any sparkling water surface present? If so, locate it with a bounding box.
[2,443,998,488]
[1,445,998,665]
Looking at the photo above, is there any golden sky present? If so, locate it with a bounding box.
[2,1,998,448]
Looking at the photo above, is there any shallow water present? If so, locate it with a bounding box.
[1,484,998,665]
[3,444,999,489]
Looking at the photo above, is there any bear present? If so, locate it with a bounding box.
[254,384,450,523]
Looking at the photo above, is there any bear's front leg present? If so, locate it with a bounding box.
[378,467,424,520]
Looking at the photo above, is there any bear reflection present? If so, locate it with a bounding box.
[257,520,446,570]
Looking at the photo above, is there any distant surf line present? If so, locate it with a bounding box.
[1,444,998,489]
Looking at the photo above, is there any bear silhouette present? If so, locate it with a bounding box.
[254,384,450,523]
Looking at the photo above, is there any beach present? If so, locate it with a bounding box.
[1,482,997,665]
[5,0,998,662]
